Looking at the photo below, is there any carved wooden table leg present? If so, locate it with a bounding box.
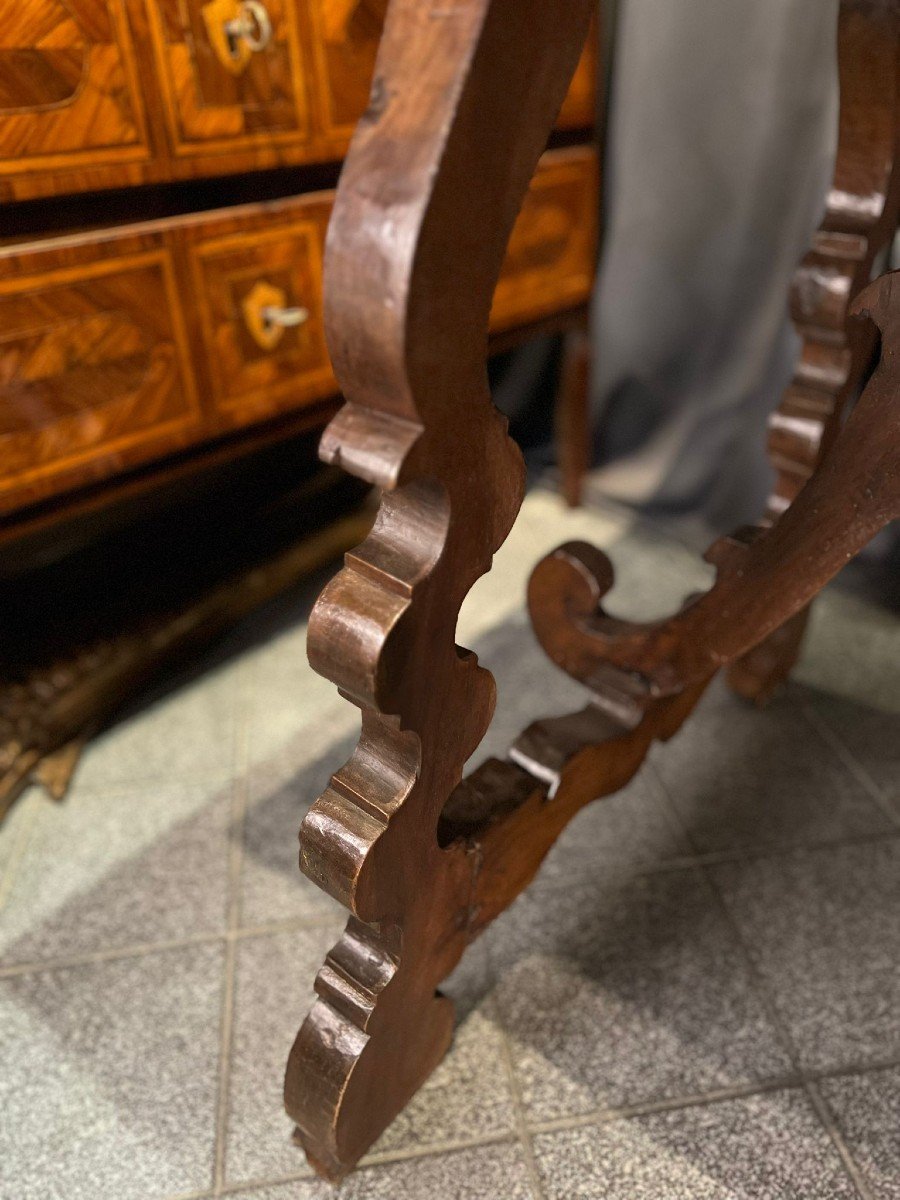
[731,0,900,703]
[285,0,900,1181]
[282,0,596,1178]
[557,316,592,508]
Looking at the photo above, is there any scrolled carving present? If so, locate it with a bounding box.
[284,0,596,1180]
[286,0,900,1184]
[731,1,900,700]
[529,277,900,711]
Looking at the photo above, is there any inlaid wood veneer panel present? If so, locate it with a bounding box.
[493,146,598,331]
[144,0,313,154]
[0,2,596,197]
[0,147,596,514]
[0,0,150,176]
[0,245,200,515]
[307,0,597,141]
[187,212,333,422]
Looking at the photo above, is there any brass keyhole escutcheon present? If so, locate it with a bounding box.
[242,281,309,351]
[202,0,273,75]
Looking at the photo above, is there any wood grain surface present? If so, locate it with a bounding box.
[0,146,596,516]
[0,0,597,201]
[730,0,900,702]
[285,0,900,1182]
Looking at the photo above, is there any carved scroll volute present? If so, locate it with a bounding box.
[285,0,595,1180]
[528,275,900,709]
[766,0,900,519]
[730,0,900,702]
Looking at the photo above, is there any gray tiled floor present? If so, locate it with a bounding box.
[822,1067,900,1199]
[532,1090,860,1199]
[487,867,792,1123]
[1,488,899,1199]
[712,840,900,1073]
[649,679,894,854]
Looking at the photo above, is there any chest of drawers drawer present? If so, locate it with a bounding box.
[0,235,200,516]
[184,200,333,421]
[146,0,313,156]
[0,1,597,201]
[0,0,150,185]
[0,146,597,515]
[493,148,598,331]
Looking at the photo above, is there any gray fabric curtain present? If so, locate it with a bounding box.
[590,0,840,533]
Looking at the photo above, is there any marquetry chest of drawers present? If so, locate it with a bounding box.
[1,0,599,530]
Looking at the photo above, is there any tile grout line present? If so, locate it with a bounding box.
[163,1056,900,1200]
[4,794,897,981]
[647,759,877,1200]
[359,1129,516,1171]
[483,949,548,1200]
[533,824,900,891]
[0,913,342,979]
[799,699,900,828]
[717,890,875,1198]
[166,1132,519,1200]
[526,1075,806,1135]
[5,802,898,978]
[647,765,806,1074]
[804,1080,877,1200]
[499,1024,547,1200]
[526,1052,900,1138]
[0,930,224,978]
[212,688,251,1197]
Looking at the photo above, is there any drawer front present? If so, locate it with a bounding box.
[146,0,312,154]
[0,249,199,514]
[188,212,333,421]
[557,35,598,130]
[0,0,149,177]
[307,0,385,140]
[492,148,598,331]
[0,148,596,516]
[0,2,596,196]
[307,0,595,142]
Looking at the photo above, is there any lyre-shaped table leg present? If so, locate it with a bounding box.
[284,0,900,1181]
[730,0,900,703]
[283,0,596,1179]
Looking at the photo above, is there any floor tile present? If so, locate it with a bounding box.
[0,780,231,965]
[229,1141,535,1200]
[650,678,890,853]
[240,730,356,928]
[458,488,634,643]
[578,519,714,625]
[796,585,900,715]
[802,687,900,819]
[466,614,591,769]
[536,771,692,891]
[713,840,900,1072]
[487,867,790,1123]
[533,1090,857,1199]
[821,1066,900,1199]
[72,659,241,795]
[0,941,224,1200]
[244,615,348,760]
[464,515,713,772]
[225,926,509,1184]
[225,922,344,1185]
[4,490,897,1200]
[0,790,40,903]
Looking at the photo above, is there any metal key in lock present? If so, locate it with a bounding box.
[242,281,309,351]
[203,0,273,75]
